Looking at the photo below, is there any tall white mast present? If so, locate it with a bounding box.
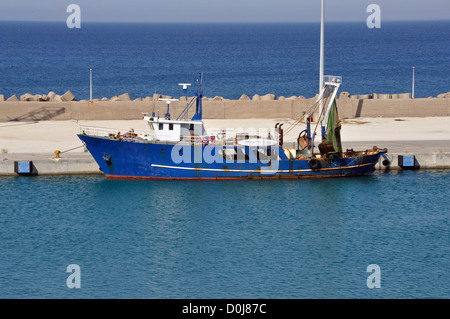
[319,0,325,114]
[89,68,93,101]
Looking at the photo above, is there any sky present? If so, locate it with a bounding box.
[0,0,449,23]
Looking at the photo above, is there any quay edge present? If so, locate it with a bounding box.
[1,151,450,176]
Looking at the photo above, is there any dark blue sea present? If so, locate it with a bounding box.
[0,21,449,100]
[0,171,449,299]
[0,21,449,300]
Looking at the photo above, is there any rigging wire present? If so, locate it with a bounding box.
[283,86,333,137]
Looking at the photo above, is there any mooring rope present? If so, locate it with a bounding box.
[60,145,85,154]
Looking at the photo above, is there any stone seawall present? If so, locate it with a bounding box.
[1,93,449,121]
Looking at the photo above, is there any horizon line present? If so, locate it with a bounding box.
[0,18,449,24]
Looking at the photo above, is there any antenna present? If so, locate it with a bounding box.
[178,83,191,90]
[319,0,325,111]
[89,68,93,101]
[152,87,156,117]
[319,0,325,140]
[176,73,204,121]
[159,98,179,102]
[159,98,179,120]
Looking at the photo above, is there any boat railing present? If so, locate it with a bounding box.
[179,135,203,145]
[178,134,226,146]
[176,135,235,146]
[79,125,121,137]
[178,134,289,148]
[79,125,291,148]
[79,125,154,141]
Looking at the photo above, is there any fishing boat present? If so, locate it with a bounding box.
[78,2,387,179]
[78,73,387,180]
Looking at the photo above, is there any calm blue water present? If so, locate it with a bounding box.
[0,170,449,299]
[0,21,449,100]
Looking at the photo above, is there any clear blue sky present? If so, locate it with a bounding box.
[0,0,449,23]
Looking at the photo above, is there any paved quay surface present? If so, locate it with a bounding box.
[1,118,449,175]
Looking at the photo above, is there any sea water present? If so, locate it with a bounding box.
[0,21,449,100]
[0,170,449,298]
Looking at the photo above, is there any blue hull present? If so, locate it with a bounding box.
[78,134,385,180]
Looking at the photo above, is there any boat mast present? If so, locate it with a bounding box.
[178,73,204,121]
[302,1,326,152]
[319,0,326,139]
[89,68,93,101]
[191,73,203,121]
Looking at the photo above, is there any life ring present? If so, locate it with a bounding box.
[308,158,321,170]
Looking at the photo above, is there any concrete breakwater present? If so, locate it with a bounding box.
[1,90,450,121]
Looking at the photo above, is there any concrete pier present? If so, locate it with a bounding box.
[1,147,449,177]
[345,140,450,170]
[376,152,450,170]
[0,153,102,176]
